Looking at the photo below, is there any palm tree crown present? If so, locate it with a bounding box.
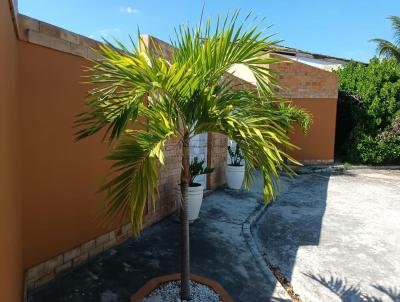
[371,16,400,61]
[75,11,311,299]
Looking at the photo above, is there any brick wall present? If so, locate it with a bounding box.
[270,54,338,99]
[148,138,182,223]
[207,133,228,190]
[18,14,101,59]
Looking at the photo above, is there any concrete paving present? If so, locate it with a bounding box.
[255,168,400,302]
[28,175,289,302]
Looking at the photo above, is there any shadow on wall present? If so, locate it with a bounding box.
[304,273,400,302]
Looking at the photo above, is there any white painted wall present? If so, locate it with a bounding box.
[280,54,345,71]
[189,133,208,188]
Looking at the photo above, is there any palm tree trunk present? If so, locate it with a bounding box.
[180,132,191,300]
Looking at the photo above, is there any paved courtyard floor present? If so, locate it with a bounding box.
[255,168,400,302]
[28,168,400,302]
[28,175,288,302]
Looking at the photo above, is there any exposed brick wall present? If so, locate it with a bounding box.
[18,14,101,59]
[146,138,181,224]
[25,224,133,290]
[270,54,338,99]
[140,34,175,62]
[207,133,228,190]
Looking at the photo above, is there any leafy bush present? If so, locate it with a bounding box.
[356,135,400,164]
[337,58,400,164]
[189,157,214,185]
[228,144,244,166]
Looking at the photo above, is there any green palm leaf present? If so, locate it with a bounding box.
[75,11,311,234]
[370,16,400,62]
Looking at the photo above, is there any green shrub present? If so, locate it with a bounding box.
[337,58,400,164]
[356,135,400,164]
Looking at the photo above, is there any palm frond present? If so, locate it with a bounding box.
[193,89,310,202]
[99,105,177,234]
[388,16,400,46]
[76,11,312,233]
[172,10,281,98]
[370,38,400,61]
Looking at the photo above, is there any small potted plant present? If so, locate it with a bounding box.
[226,144,245,189]
[177,156,214,222]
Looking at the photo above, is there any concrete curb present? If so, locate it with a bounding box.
[343,165,400,170]
[242,191,292,301]
[291,164,400,175]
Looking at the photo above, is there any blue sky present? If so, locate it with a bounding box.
[19,0,400,63]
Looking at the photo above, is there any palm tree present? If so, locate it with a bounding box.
[75,12,311,300]
[371,16,400,61]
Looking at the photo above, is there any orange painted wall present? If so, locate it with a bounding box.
[288,98,337,161]
[269,55,338,162]
[0,0,23,301]
[17,42,116,268]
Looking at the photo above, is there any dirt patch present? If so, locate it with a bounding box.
[266,261,302,302]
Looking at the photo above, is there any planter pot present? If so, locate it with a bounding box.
[130,273,234,302]
[226,164,245,190]
[176,184,204,222]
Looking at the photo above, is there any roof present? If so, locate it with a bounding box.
[271,45,353,64]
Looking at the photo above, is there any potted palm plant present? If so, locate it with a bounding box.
[176,156,213,222]
[75,11,311,301]
[226,144,245,189]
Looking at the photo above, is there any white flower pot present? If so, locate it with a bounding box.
[176,184,204,222]
[226,165,245,190]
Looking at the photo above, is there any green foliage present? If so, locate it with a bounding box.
[356,135,400,164]
[189,157,214,185]
[228,144,244,166]
[75,11,311,234]
[337,58,400,164]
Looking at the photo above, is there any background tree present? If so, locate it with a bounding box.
[75,12,311,300]
[336,59,400,164]
[370,16,400,61]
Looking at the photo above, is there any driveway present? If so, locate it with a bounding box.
[255,168,400,302]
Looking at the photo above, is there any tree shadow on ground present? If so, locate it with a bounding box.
[255,172,331,287]
[304,273,400,302]
[372,285,400,302]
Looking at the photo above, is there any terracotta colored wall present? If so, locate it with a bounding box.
[271,55,338,163]
[288,98,337,162]
[18,36,177,270]
[0,0,23,301]
[18,42,114,268]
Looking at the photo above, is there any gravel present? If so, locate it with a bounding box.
[142,280,222,302]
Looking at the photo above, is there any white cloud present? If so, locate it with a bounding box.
[119,6,139,14]
[98,28,121,38]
